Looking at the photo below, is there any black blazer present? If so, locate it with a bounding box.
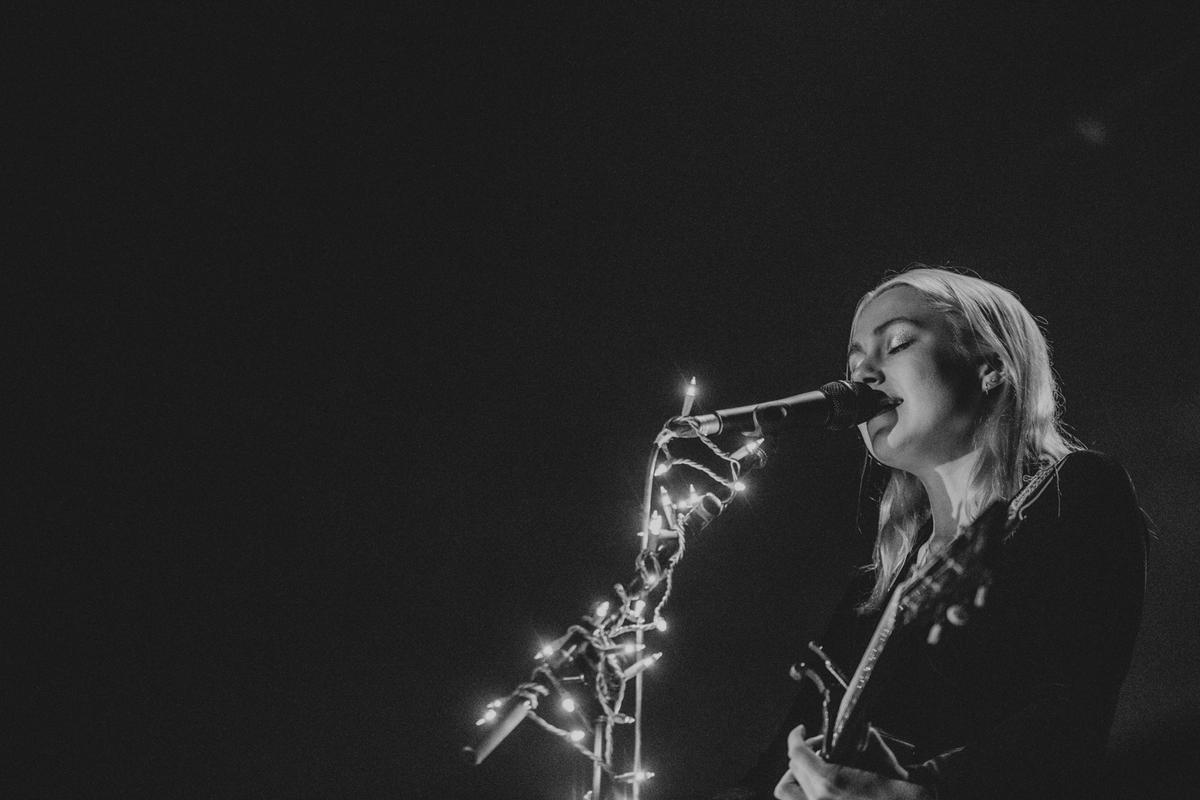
[730,450,1147,800]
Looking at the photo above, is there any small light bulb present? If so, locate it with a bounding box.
[733,480,747,492]
[654,617,668,632]
[539,644,554,658]
[621,651,663,678]
[569,729,586,742]
[654,461,671,476]
[561,696,576,712]
[649,510,663,534]
[730,437,764,460]
[685,377,697,397]
[623,642,637,655]
[595,601,610,619]
[484,708,498,722]
[633,599,646,617]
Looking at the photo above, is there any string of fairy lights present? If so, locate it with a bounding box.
[469,377,767,799]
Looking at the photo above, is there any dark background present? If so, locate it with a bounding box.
[19,3,1200,799]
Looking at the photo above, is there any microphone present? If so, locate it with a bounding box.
[666,380,896,438]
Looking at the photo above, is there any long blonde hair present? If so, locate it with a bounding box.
[852,266,1082,611]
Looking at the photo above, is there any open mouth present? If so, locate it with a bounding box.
[871,395,903,418]
[867,397,901,435]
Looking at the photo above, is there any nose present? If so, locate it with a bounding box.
[850,356,883,386]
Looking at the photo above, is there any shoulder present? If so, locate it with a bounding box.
[1021,450,1140,516]
[1052,449,1135,488]
[1013,449,1147,555]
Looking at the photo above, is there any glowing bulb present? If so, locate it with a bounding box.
[561,696,576,713]
[483,708,498,722]
[623,642,637,655]
[569,729,586,742]
[680,376,698,416]
[730,438,764,461]
[595,601,610,619]
[633,599,646,617]
[659,486,676,523]
[649,510,663,534]
[687,484,701,506]
[733,480,747,492]
[654,461,671,476]
[621,651,663,678]
[654,617,668,632]
[539,644,554,658]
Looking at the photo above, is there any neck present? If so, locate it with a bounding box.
[916,447,983,545]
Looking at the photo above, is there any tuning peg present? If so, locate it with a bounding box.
[946,604,970,626]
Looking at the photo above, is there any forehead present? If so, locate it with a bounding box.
[850,285,933,339]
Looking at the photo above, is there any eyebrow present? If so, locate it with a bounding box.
[847,316,923,357]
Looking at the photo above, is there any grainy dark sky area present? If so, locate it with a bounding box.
[19,3,1200,799]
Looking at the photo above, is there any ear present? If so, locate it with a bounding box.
[977,355,1004,392]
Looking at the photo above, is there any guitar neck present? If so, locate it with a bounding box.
[820,499,1013,765]
[824,596,902,763]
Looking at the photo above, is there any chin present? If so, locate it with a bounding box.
[870,431,917,472]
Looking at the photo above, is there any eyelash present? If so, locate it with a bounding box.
[848,337,914,372]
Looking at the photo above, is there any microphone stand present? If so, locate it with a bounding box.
[465,380,890,797]
[464,419,767,800]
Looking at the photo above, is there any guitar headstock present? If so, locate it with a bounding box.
[892,499,1014,642]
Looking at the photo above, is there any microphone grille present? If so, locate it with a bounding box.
[820,380,886,430]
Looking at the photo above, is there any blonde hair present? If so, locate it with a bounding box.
[852,266,1081,611]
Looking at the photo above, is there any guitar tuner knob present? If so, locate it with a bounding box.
[946,604,970,626]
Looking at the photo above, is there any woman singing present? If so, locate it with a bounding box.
[743,267,1146,800]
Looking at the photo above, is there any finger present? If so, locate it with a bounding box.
[773,771,807,800]
[804,734,823,749]
[786,734,824,769]
[785,724,808,751]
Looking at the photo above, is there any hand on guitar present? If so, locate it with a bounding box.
[773,725,933,800]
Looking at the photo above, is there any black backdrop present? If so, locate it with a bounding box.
[19,3,1200,799]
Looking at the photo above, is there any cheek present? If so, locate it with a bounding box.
[910,353,976,416]
[933,362,980,416]
[857,422,873,454]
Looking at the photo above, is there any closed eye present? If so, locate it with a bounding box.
[887,338,914,355]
